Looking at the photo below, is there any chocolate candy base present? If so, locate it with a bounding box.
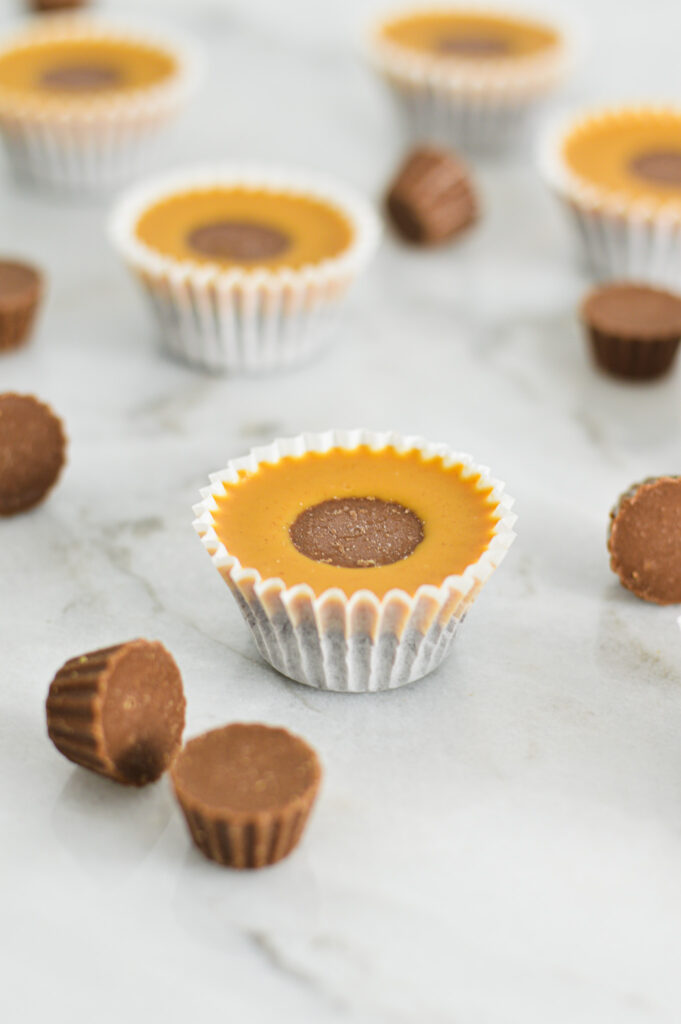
[608,477,681,604]
[588,328,681,380]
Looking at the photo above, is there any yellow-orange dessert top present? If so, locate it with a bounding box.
[0,38,177,98]
[562,110,681,206]
[377,10,559,60]
[210,446,498,599]
[134,187,355,271]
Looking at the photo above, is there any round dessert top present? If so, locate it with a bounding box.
[377,8,560,60]
[0,33,177,101]
[134,187,354,271]
[0,260,42,309]
[581,283,681,340]
[608,477,681,605]
[171,724,321,815]
[210,445,499,598]
[100,640,186,785]
[562,109,681,207]
[0,393,66,516]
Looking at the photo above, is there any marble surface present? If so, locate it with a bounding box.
[3,0,681,1021]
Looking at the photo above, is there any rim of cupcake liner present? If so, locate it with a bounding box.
[366,3,577,98]
[110,164,382,291]
[540,104,681,225]
[0,15,201,121]
[192,429,517,619]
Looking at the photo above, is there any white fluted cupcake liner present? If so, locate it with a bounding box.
[0,18,199,192]
[110,165,381,374]
[541,108,681,288]
[193,430,516,693]
[367,6,575,156]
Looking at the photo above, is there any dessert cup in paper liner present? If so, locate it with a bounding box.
[367,6,575,156]
[110,165,381,374]
[0,17,199,192]
[541,107,681,288]
[193,430,516,693]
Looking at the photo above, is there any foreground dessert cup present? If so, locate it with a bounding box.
[367,6,573,155]
[0,16,198,191]
[193,430,516,692]
[542,105,681,286]
[110,165,380,374]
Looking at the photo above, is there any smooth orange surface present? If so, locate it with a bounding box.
[379,9,559,58]
[211,446,498,598]
[563,110,681,205]
[0,38,176,97]
[135,188,354,270]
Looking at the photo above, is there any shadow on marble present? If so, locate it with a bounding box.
[51,770,174,880]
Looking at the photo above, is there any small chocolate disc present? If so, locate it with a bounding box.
[46,640,186,786]
[186,221,291,261]
[0,393,66,515]
[629,150,681,185]
[30,0,89,10]
[608,477,681,604]
[39,64,121,91]
[289,496,424,569]
[436,33,510,56]
[171,723,322,869]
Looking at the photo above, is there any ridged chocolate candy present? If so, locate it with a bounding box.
[46,640,186,786]
[171,724,322,869]
[386,146,478,245]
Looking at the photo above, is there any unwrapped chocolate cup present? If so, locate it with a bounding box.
[581,282,681,380]
[171,723,322,869]
[608,477,681,604]
[46,639,186,785]
[0,261,43,353]
[0,392,66,515]
[386,146,477,245]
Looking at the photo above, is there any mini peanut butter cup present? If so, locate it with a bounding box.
[46,640,186,786]
[385,146,477,246]
[608,477,681,604]
[580,283,681,380]
[0,261,43,353]
[0,393,66,516]
[29,0,89,11]
[171,724,322,869]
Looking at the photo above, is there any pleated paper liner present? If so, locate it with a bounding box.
[193,429,516,693]
[110,165,380,374]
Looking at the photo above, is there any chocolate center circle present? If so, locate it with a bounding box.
[186,220,291,261]
[289,496,425,569]
[436,33,510,56]
[40,63,122,91]
[629,149,681,185]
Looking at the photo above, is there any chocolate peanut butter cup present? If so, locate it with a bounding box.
[29,1,89,12]
[171,724,322,869]
[46,640,186,785]
[0,393,66,515]
[0,261,43,353]
[581,283,681,380]
[608,477,681,604]
[386,146,477,245]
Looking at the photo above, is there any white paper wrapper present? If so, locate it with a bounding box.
[367,5,575,156]
[0,17,199,192]
[193,430,517,692]
[110,165,381,374]
[541,107,681,288]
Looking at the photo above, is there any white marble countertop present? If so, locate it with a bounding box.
[3,0,681,1021]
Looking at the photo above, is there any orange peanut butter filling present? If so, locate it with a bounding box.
[0,38,177,98]
[562,110,681,206]
[211,446,499,598]
[378,10,559,60]
[135,188,354,270]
